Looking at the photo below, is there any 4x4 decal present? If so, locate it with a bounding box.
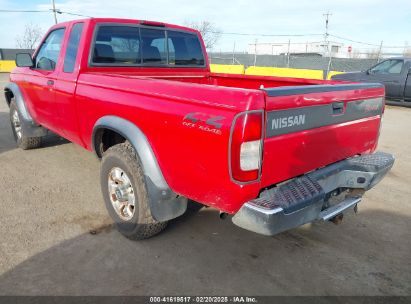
[183,112,225,135]
[184,112,225,128]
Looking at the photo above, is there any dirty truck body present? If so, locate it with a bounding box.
[4,18,394,239]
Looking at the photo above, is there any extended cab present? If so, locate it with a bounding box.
[4,18,394,239]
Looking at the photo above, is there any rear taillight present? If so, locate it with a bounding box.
[230,111,264,182]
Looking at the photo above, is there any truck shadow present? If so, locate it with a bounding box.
[0,112,16,154]
[41,132,70,149]
[0,208,409,296]
[0,111,69,155]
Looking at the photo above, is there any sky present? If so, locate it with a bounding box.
[0,0,410,53]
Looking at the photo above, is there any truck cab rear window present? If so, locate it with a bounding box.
[167,30,204,66]
[140,28,167,64]
[91,25,205,67]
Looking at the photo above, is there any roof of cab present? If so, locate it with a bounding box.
[50,18,199,34]
[390,57,411,61]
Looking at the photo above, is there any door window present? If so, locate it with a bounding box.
[35,28,65,71]
[370,60,404,74]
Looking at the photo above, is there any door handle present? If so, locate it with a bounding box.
[47,79,54,86]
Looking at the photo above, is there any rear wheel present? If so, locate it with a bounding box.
[9,100,42,150]
[100,142,168,240]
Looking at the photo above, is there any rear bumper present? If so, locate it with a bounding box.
[232,151,394,236]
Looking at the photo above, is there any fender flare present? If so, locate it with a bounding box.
[92,115,187,222]
[4,82,47,137]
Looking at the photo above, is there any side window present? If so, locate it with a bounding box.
[63,23,84,73]
[140,28,166,64]
[370,61,391,74]
[35,28,65,71]
[370,60,404,74]
[92,26,141,64]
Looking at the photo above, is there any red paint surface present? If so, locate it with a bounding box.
[10,18,385,213]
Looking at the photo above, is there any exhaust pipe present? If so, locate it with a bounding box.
[219,212,228,220]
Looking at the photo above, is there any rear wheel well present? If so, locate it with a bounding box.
[94,128,127,158]
[4,88,14,107]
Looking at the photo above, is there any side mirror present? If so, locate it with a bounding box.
[16,53,34,68]
[366,70,371,75]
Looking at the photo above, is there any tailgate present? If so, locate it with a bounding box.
[260,83,385,188]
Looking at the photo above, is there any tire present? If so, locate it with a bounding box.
[100,142,168,240]
[9,100,42,150]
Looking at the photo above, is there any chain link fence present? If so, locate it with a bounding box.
[209,52,381,73]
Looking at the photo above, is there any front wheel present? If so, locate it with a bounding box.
[100,142,168,240]
[9,100,42,150]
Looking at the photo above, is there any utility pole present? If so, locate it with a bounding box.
[254,39,258,66]
[377,41,383,62]
[323,11,332,79]
[232,41,236,64]
[51,0,58,24]
[286,39,291,68]
[323,11,332,55]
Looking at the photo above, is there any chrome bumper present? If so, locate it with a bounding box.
[232,152,395,236]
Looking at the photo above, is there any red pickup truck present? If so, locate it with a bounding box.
[5,18,394,240]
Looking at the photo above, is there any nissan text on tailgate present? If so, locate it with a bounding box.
[4,18,394,239]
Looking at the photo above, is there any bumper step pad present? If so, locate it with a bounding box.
[251,176,324,213]
[346,151,395,171]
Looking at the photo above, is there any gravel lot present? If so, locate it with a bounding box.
[0,72,410,296]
